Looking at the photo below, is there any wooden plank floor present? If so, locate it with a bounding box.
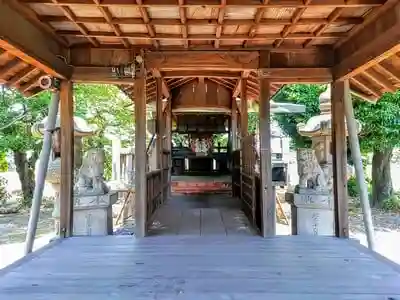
[148,194,255,236]
[1,235,400,299]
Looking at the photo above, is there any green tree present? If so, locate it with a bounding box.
[273,84,400,207]
[353,91,400,206]
[0,88,51,205]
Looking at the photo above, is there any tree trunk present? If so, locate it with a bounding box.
[371,148,393,207]
[13,151,37,207]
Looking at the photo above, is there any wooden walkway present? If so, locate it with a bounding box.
[1,235,400,299]
[149,194,255,236]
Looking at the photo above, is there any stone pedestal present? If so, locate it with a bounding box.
[294,192,334,236]
[73,192,118,236]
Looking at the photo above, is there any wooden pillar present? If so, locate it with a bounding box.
[59,80,74,238]
[231,97,238,150]
[331,81,349,238]
[134,60,147,238]
[259,78,275,237]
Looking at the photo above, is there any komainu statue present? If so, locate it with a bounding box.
[75,149,109,196]
[297,148,327,193]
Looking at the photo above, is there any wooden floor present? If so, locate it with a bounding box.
[1,235,400,299]
[148,194,255,236]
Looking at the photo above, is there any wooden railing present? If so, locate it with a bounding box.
[145,149,171,225]
[146,169,162,223]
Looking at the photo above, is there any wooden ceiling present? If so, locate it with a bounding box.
[0,0,399,102]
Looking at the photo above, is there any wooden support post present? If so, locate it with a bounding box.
[231,97,238,151]
[59,80,74,238]
[259,78,275,237]
[134,60,147,238]
[343,80,375,250]
[155,77,164,202]
[240,78,248,201]
[331,81,349,238]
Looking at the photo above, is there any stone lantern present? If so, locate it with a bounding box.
[293,85,361,235]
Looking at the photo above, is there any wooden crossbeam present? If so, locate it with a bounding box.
[258,68,332,81]
[50,0,99,47]
[350,76,382,98]
[39,15,365,27]
[0,58,24,80]
[92,0,130,48]
[136,0,159,48]
[244,0,268,47]
[333,0,400,80]
[19,0,386,8]
[178,0,189,49]
[375,62,400,83]
[6,65,37,87]
[303,8,344,47]
[145,51,259,71]
[72,66,134,84]
[0,2,71,79]
[57,31,345,41]
[162,70,241,79]
[363,68,397,93]
[273,0,312,48]
[20,72,43,93]
[214,0,227,49]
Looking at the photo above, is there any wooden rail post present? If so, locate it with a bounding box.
[331,81,349,238]
[134,58,147,238]
[259,78,275,237]
[59,80,74,237]
[156,77,164,203]
[165,101,172,200]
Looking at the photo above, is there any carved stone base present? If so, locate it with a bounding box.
[294,192,334,236]
[73,192,118,236]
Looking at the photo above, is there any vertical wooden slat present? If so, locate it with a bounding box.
[134,61,147,238]
[331,81,349,238]
[59,80,74,238]
[240,78,248,202]
[259,78,275,237]
[165,101,172,200]
[155,77,164,203]
[231,97,238,150]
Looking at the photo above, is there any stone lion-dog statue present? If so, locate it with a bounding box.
[297,148,327,193]
[75,149,109,196]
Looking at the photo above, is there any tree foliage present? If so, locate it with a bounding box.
[273,84,325,148]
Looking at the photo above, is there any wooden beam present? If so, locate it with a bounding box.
[240,78,248,136]
[134,59,147,238]
[259,78,274,237]
[162,70,241,79]
[59,80,74,238]
[333,1,400,80]
[146,51,259,71]
[231,97,238,150]
[6,65,36,87]
[363,68,397,93]
[331,81,349,238]
[20,0,386,8]
[72,66,134,84]
[58,30,345,41]
[40,15,365,27]
[155,77,164,202]
[258,68,332,80]
[0,58,24,80]
[19,72,43,93]
[0,1,71,78]
[152,69,170,99]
